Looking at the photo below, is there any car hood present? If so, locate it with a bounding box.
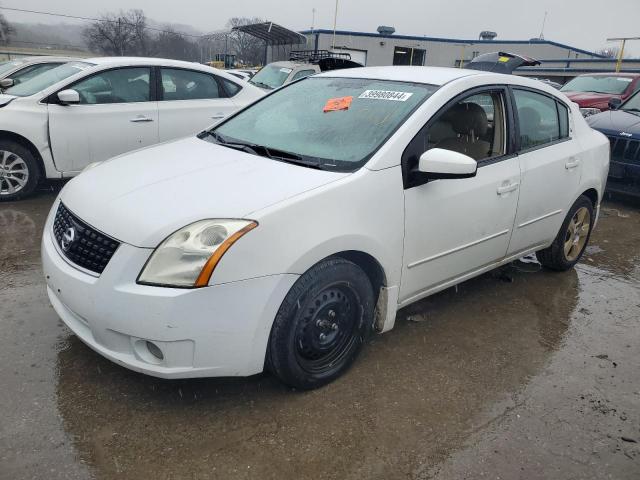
[60,136,349,248]
[563,91,619,108]
[587,109,640,138]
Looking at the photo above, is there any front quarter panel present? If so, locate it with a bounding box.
[209,166,405,291]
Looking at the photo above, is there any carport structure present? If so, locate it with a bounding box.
[232,21,307,65]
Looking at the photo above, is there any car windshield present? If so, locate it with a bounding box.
[207,77,438,170]
[5,61,93,97]
[621,91,640,112]
[561,75,634,95]
[249,64,293,90]
[0,60,22,76]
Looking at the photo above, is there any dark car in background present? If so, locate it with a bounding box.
[561,73,640,118]
[587,90,640,196]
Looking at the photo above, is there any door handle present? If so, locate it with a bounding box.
[211,114,226,120]
[565,158,580,170]
[497,182,519,195]
[130,115,154,123]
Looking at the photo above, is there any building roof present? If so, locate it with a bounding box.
[235,22,307,46]
[302,29,605,59]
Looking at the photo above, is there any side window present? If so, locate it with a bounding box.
[558,102,569,139]
[72,68,151,104]
[513,89,560,150]
[291,69,316,81]
[421,91,506,161]
[220,77,242,97]
[161,68,220,100]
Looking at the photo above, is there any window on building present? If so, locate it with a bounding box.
[393,47,426,66]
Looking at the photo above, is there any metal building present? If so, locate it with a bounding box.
[300,29,604,68]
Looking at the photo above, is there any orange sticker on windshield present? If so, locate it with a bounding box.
[323,96,353,112]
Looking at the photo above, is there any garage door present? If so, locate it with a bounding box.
[331,49,367,66]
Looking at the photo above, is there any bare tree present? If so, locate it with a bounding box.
[226,17,265,65]
[596,47,622,58]
[84,9,150,56]
[153,27,199,62]
[0,11,14,45]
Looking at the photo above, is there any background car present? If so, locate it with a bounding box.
[42,66,609,390]
[587,90,640,196]
[0,57,264,201]
[0,56,80,92]
[560,73,640,117]
[249,50,363,91]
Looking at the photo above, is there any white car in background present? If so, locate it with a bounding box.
[0,57,264,200]
[43,66,609,390]
[0,56,80,91]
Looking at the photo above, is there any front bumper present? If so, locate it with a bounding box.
[42,211,298,379]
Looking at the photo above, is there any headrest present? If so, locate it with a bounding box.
[448,102,488,136]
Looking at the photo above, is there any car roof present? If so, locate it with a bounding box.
[574,72,640,78]
[12,56,81,65]
[315,66,484,86]
[85,57,212,68]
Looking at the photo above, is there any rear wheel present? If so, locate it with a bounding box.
[268,258,375,390]
[0,140,40,201]
[536,195,594,271]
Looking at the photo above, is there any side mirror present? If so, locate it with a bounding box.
[0,78,14,89]
[608,97,623,110]
[418,148,477,179]
[57,89,80,105]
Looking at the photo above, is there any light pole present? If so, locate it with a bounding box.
[332,0,339,50]
[607,37,640,73]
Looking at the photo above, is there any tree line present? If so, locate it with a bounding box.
[0,9,266,66]
[83,10,265,65]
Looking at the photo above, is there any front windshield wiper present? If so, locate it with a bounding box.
[621,107,640,116]
[250,80,273,90]
[203,131,326,170]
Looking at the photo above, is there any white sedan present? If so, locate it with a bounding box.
[42,66,609,389]
[0,57,264,200]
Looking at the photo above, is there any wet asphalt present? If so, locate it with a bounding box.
[0,185,638,480]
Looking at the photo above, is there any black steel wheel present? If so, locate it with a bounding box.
[268,258,375,390]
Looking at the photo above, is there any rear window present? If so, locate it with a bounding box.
[561,75,634,95]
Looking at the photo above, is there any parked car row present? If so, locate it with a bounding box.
[0,57,265,200]
[40,63,609,389]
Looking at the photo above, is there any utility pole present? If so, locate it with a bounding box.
[311,8,316,32]
[607,37,640,73]
[332,0,339,50]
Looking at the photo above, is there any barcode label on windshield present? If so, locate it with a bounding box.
[359,90,413,101]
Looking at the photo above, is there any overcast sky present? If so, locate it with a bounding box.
[3,0,639,55]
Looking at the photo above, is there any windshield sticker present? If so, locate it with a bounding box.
[498,56,511,63]
[323,96,353,112]
[279,68,293,74]
[359,90,414,102]
[618,78,633,83]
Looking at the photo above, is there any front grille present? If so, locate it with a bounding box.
[53,203,120,274]
[607,135,640,166]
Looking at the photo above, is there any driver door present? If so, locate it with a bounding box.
[400,88,521,304]
[48,67,159,173]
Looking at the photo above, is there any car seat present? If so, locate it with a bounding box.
[436,102,490,160]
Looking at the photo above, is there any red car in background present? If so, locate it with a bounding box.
[560,73,640,117]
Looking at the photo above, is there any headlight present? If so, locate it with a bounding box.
[138,219,257,288]
[580,107,602,118]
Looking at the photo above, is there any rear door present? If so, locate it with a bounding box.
[506,88,579,255]
[157,68,240,141]
[48,66,158,172]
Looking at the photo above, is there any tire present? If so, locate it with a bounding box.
[536,195,594,271]
[0,140,40,201]
[267,258,375,390]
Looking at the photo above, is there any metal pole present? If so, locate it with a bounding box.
[332,0,339,50]
[616,39,626,73]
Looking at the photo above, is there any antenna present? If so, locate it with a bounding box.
[538,11,548,40]
[311,8,316,32]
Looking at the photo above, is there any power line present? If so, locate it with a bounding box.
[0,6,211,39]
